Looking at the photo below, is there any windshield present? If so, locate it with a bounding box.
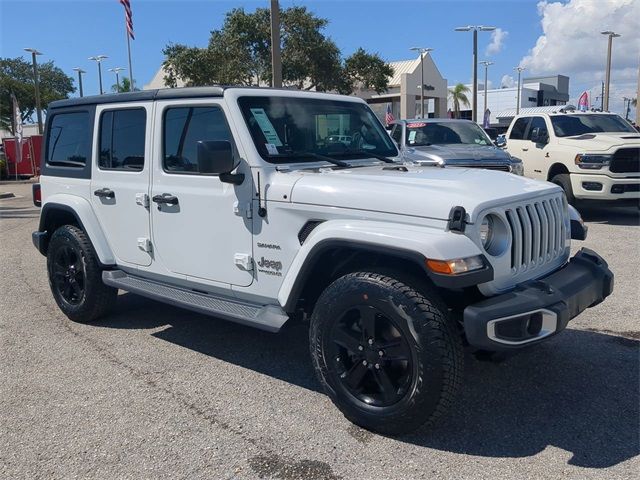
[550,114,635,137]
[238,96,397,163]
[405,121,492,147]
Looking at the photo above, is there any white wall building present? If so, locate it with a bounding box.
[358,54,448,122]
[443,75,570,127]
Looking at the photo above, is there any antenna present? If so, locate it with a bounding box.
[257,172,267,218]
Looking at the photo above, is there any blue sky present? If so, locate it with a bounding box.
[1,0,638,118]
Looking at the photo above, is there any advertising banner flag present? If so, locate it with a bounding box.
[578,91,589,112]
[11,93,23,164]
[483,108,491,128]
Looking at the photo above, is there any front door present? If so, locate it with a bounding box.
[150,100,254,287]
[521,116,551,180]
[91,104,152,266]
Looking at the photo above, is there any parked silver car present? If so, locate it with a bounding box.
[389,119,523,174]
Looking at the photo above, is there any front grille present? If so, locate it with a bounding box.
[610,148,640,173]
[503,195,567,273]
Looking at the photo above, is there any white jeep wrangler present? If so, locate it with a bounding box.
[504,110,640,204]
[32,87,613,434]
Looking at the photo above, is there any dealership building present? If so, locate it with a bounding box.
[447,75,570,127]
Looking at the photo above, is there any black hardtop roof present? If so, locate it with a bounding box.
[47,85,346,109]
[48,86,227,109]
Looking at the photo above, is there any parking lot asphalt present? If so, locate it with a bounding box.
[1,182,638,480]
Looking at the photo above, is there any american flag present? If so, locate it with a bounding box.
[119,0,135,40]
[385,104,394,126]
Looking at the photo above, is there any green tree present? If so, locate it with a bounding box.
[448,83,470,118]
[162,6,392,94]
[111,77,137,93]
[0,56,75,133]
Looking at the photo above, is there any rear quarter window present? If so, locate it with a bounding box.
[46,112,91,168]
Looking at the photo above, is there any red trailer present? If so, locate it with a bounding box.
[2,135,42,179]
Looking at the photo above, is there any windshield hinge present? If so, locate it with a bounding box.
[448,206,467,233]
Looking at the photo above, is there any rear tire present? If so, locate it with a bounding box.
[47,225,117,323]
[309,272,463,435]
[551,173,576,206]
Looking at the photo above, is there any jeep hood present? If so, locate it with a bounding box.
[404,144,511,165]
[557,132,640,151]
[287,165,559,221]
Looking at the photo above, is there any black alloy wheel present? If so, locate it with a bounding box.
[329,305,414,407]
[51,245,85,305]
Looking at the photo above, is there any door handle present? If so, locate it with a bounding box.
[522,148,529,152]
[152,193,179,206]
[94,188,115,199]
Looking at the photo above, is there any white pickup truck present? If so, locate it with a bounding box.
[505,110,640,205]
[32,87,612,434]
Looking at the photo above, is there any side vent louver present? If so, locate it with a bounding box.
[298,220,324,245]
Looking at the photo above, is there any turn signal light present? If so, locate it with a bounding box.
[426,255,484,275]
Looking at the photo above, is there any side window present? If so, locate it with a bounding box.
[509,117,530,140]
[525,117,548,141]
[163,106,231,174]
[46,112,90,167]
[99,108,146,171]
[391,125,403,144]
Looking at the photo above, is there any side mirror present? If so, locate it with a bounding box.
[197,140,244,185]
[197,140,236,174]
[530,128,549,144]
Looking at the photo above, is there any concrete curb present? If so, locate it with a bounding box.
[0,192,16,199]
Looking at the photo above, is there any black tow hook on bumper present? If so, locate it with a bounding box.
[464,248,614,351]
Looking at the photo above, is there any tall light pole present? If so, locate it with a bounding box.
[479,60,493,123]
[515,66,525,115]
[109,67,125,93]
[410,47,434,118]
[622,97,633,120]
[601,31,621,112]
[455,25,496,122]
[73,68,86,97]
[24,48,43,134]
[89,55,108,95]
[270,0,282,88]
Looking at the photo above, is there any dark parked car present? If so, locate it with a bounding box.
[389,119,523,174]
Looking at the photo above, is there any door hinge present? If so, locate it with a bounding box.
[233,201,252,219]
[137,237,152,253]
[135,193,150,208]
[234,253,253,271]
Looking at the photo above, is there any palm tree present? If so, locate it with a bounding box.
[448,83,471,119]
[111,77,137,93]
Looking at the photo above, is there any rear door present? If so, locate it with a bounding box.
[90,104,152,266]
[150,99,254,287]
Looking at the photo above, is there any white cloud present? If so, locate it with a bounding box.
[501,75,516,88]
[519,0,640,118]
[486,28,509,56]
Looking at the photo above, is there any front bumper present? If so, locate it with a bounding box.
[570,172,640,200]
[464,248,613,351]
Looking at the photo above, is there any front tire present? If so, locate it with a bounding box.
[551,173,576,205]
[309,272,462,435]
[47,225,117,323]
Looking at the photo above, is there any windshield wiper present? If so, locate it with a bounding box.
[281,151,350,168]
[337,150,396,163]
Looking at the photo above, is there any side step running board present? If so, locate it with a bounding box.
[102,270,289,333]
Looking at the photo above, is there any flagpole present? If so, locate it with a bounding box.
[126,32,134,90]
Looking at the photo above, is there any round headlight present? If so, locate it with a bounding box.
[479,214,509,256]
[479,216,493,248]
